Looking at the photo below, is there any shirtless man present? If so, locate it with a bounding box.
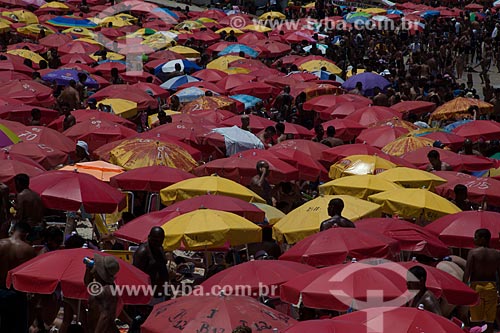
[426,150,452,172]
[62,103,76,131]
[320,198,355,231]
[0,222,36,332]
[249,161,273,206]
[14,174,44,242]
[406,265,442,315]
[84,254,121,333]
[463,229,500,333]
[57,80,80,111]
[133,227,168,302]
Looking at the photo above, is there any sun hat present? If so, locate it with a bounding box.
[76,140,89,156]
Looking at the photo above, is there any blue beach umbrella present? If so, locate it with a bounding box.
[442,120,473,132]
[42,69,99,88]
[160,75,200,91]
[219,44,259,58]
[174,87,219,103]
[153,8,179,19]
[154,59,201,75]
[47,16,98,28]
[230,94,262,109]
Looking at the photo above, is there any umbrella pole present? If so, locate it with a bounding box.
[77,299,81,323]
[245,244,249,262]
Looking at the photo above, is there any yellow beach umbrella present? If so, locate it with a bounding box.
[215,27,244,35]
[382,136,434,157]
[360,7,387,14]
[368,188,461,221]
[0,21,10,33]
[197,17,217,23]
[329,155,397,179]
[99,16,131,27]
[319,175,401,199]
[273,195,381,244]
[302,2,316,8]
[142,38,171,51]
[161,209,262,250]
[430,97,494,121]
[221,67,251,74]
[63,27,95,38]
[115,13,137,23]
[148,110,180,127]
[127,28,157,38]
[252,203,285,225]
[299,60,342,75]
[59,161,124,182]
[97,98,138,119]
[17,24,55,38]
[259,11,286,20]
[7,49,45,63]
[75,37,101,45]
[377,167,447,190]
[41,1,70,9]
[109,138,198,171]
[207,55,244,70]
[90,52,125,61]
[3,11,38,24]
[160,175,266,205]
[347,68,365,78]
[243,24,272,33]
[168,45,200,58]
[175,20,204,30]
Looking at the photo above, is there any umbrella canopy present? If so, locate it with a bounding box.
[30,170,127,213]
[41,69,99,88]
[322,143,386,164]
[377,167,447,189]
[334,307,466,333]
[368,188,461,221]
[161,209,261,250]
[273,195,381,244]
[109,166,195,192]
[434,171,500,206]
[219,44,259,58]
[280,262,412,311]
[161,75,201,92]
[382,135,435,157]
[425,211,500,249]
[451,120,500,141]
[7,248,151,304]
[181,96,244,113]
[430,97,493,121]
[203,126,264,156]
[90,85,158,111]
[141,295,296,333]
[319,175,402,200]
[160,175,265,205]
[0,123,20,147]
[161,194,266,223]
[201,260,314,297]
[413,130,464,151]
[345,106,401,127]
[329,155,397,179]
[391,101,436,115]
[230,94,262,110]
[47,15,97,28]
[269,139,327,161]
[402,147,495,172]
[63,120,137,152]
[109,138,198,172]
[380,261,478,305]
[356,218,450,257]
[284,320,367,333]
[59,161,124,182]
[279,228,400,267]
[342,72,391,96]
[0,159,45,191]
[356,126,409,149]
[253,203,285,225]
[194,154,298,185]
[0,80,55,107]
[96,98,138,119]
[191,68,227,82]
[3,142,67,169]
[47,109,136,132]
[13,126,74,153]
[221,114,275,134]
